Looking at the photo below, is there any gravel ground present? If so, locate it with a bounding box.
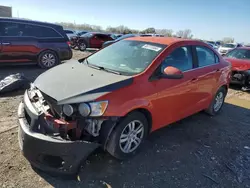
[0,50,250,188]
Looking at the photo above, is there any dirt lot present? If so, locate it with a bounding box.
[0,50,250,188]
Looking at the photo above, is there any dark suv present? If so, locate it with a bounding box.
[0,18,72,68]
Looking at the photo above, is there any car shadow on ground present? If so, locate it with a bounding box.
[35,103,250,188]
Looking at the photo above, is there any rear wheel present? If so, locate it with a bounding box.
[38,50,59,69]
[205,87,227,116]
[106,112,148,160]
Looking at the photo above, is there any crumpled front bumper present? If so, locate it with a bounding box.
[17,91,100,175]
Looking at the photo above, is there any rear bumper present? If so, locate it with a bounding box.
[60,48,73,61]
[17,92,99,175]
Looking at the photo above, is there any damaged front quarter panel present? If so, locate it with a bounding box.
[18,86,121,175]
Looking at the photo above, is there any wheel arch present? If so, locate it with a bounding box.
[37,49,60,60]
[124,108,153,135]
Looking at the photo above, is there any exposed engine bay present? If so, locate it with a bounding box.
[231,70,250,86]
[26,84,115,141]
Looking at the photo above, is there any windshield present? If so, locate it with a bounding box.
[225,49,250,60]
[222,44,236,48]
[85,40,166,75]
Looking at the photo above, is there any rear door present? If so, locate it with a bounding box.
[0,21,38,63]
[0,22,3,54]
[192,45,222,109]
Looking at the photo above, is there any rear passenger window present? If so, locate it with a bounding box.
[161,46,193,72]
[24,24,62,38]
[0,21,61,38]
[196,46,218,67]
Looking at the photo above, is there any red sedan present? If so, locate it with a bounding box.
[224,47,250,91]
[18,37,231,175]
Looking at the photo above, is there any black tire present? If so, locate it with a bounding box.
[205,87,227,116]
[38,50,59,69]
[78,40,87,51]
[106,111,149,160]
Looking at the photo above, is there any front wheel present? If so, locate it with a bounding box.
[106,112,149,160]
[78,41,87,51]
[205,87,227,116]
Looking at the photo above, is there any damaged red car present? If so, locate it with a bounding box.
[18,37,231,175]
[224,47,250,91]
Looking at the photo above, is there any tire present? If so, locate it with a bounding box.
[106,112,149,160]
[205,87,227,116]
[78,41,87,51]
[38,50,59,69]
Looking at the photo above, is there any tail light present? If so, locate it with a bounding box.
[67,41,71,46]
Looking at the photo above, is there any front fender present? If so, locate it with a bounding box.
[107,98,153,117]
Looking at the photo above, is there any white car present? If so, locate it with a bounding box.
[218,43,242,55]
[206,42,219,51]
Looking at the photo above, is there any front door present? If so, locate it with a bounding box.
[90,34,102,48]
[149,46,201,130]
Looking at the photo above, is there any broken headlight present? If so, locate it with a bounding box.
[62,104,74,116]
[62,101,108,117]
[88,101,108,117]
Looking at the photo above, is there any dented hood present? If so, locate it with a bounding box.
[34,60,133,104]
[224,58,250,71]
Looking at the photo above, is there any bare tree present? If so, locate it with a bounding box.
[222,37,234,43]
[156,29,173,36]
[141,27,156,34]
[176,29,193,39]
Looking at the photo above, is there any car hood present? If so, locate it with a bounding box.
[34,60,133,105]
[224,57,250,71]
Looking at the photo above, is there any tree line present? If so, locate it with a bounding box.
[56,22,235,43]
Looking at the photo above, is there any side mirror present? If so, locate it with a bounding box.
[161,66,183,79]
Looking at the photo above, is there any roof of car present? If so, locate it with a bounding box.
[125,36,193,45]
[0,17,61,28]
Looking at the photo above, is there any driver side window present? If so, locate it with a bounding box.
[161,46,193,72]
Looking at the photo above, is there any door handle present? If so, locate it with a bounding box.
[216,69,221,72]
[2,42,11,45]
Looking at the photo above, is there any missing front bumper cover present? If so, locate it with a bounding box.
[18,102,100,175]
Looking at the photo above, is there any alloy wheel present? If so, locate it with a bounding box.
[119,120,144,153]
[213,91,224,112]
[41,53,56,68]
[80,43,86,51]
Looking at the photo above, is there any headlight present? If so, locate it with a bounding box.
[62,104,74,116]
[89,101,108,117]
[78,103,91,117]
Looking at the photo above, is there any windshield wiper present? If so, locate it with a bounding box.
[87,63,121,75]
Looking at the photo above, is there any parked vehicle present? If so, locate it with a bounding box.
[64,29,77,39]
[140,33,164,37]
[18,37,231,175]
[206,42,218,51]
[218,43,242,55]
[76,30,88,36]
[77,32,114,51]
[0,18,72,68]
[102,33,138,48]
[223,47,250,90]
